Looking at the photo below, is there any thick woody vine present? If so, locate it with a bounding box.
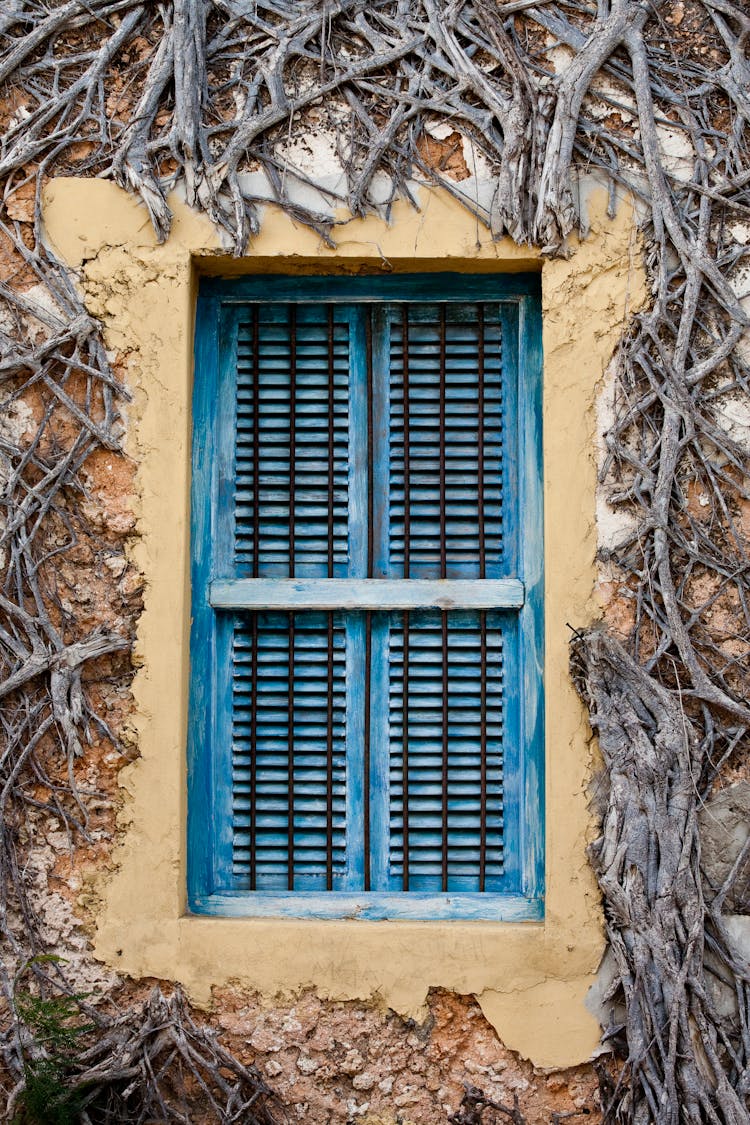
[0,1,748,1121]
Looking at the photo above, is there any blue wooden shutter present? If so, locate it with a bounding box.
[229,305,356,891]
[369,302,516,895]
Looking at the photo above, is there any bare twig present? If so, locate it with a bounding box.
[0,1,749,1121]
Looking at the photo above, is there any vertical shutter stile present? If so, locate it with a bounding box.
[326,307,335,891]
[438,305,449,893]
[287,308,296,889]
[249,307,260,889]
[402,306,411,892]
[478,306,488,893]
[364,312,374,891]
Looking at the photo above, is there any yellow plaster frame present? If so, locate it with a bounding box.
[42,178,645,1070]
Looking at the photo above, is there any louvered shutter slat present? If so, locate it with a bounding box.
[387,610,505,893]
[235,308,350,577]
[231,611,348,890]
[388,304,504,579]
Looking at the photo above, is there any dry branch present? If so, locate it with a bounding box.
[574,630,750,1124]
[0,0,749,1121]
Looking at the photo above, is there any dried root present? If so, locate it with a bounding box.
[573,630,750,1124]
[0,1,749,1120]
[4,980,282,1123]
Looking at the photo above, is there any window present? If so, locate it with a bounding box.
[188,274,543,920]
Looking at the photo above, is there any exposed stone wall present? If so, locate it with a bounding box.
[2,3,749,1118]
[211,990,602,1124]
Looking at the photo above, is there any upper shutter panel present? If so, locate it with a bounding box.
[388,303,505,579]
[231,611,348,891]
[387,610,506,893]
[234,307,350,578]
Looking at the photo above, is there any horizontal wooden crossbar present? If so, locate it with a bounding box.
[209,578,525,611]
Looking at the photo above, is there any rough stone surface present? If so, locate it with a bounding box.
[1,5,749,1120]
[212,988,604,1124]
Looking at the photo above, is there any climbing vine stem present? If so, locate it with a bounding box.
[1,1,749,1120]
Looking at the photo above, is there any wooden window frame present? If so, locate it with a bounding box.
[188,273,544,920]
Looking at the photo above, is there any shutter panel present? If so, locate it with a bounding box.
[231,611,348,890]
[386,610,505,893]
[234,307,350,577]
[388,304,505,578]
[381,302,509,895]
[230,306,354,894]
[231,301,512,897]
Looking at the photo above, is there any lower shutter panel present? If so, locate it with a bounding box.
[388,610,505,892]
[231,611,348,890]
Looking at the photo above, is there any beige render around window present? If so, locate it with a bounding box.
[42,176,646,1070]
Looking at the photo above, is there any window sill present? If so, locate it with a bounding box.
[190,891,544,921]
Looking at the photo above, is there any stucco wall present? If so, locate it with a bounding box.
[42,177,646,1070]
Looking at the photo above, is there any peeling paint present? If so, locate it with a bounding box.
[656,124,699,183]
[713,393,750,454]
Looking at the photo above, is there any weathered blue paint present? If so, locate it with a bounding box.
[518,294,545,905]
[370,304,391,580]
[367,612,391,890]
[190,891,544,922]
[212,305,241,892]
[209,578,525,610]
[188,274,544,920]
[348,309,369,580]
[202,273,539,303]
[344,611,367,890]
[188,292,220,900]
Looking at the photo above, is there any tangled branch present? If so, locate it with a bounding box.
[574,631,750,1124]
[6,979,282,1123]
[1,0,749,1120]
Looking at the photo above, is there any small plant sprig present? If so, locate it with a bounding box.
[11,956,95,1125]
